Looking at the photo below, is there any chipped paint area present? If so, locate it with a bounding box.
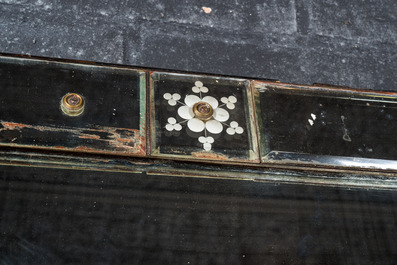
[78,134,101,140]
[191,151,228,160]
[0,120,146,156]
[1,122,29,130]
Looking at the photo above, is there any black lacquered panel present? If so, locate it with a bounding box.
[0,56,146,155]
[255,81,397,169]
[1,164,397,264]
[150,72,259,162]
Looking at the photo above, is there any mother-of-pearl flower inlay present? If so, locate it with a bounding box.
[164,81,244,151]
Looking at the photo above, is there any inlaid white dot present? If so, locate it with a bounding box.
[226,102,235,109]
[174,124,182,131]
[206,120,223,134]
[163,93,172,100]
[178,106,194,120]
[202,96,218,109]
[235,127,244,134]
[213,108,229,122]
[192,86,200,93]
[187,118,205,132]
[168,117,176,124]
[228,96,237,103]
[195,81,203,87]
[203,143,211,151]
[172,93,181,100]
[185,95,201,107]
[168,99,177,106]
[201,86,208,93]
[226,128,235,135]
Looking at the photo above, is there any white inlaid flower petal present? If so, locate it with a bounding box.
[202,96,218,109]
[235,127,244,134]
[168,117,177,124]
[206,120,223,134]
[198,136,206,143]
[228,96,237,103]
[165,124,174,131]
[172,93,181,100]
[206,136,214,143]
[185,95,201,107]
[174,124,182,131]
[178,106,194,120]
[203,143,212,151]
[163,93,172,100]
[226,102,235,109]
[230,121,238,128]
[195,81,203,87]
[213,108,229,122]
[192,86,200,93]
[187,118,205,132]
[221,97,228,104]
[200,86,208,93]
[168,99,177,106]
[226,128,235,135]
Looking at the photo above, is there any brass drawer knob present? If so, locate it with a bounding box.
[61,93,84,116]
[193,102,214,121]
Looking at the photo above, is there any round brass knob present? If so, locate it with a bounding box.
[61,93,84,116]
[193,102,213,121]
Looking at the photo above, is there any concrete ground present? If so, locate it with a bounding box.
[0,0,396,90]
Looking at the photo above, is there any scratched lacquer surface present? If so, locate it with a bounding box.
[255,81,397,170]
[0,56,146,155]
[150,72,259,162]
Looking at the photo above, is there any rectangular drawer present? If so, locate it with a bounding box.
[254,81,397,170]
[0,56,146,156]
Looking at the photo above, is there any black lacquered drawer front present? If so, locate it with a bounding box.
[254,81,397,170]
[0,56,146,155]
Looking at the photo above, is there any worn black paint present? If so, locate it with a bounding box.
[0,56,145,155]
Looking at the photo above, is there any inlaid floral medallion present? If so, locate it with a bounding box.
[150,72,259,162]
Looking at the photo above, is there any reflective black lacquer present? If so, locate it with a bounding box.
[0,164,396,264]
[255,82,397,170]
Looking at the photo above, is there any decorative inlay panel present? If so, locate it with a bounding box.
[150,72,259,162]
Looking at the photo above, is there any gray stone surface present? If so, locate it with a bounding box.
[0,0,396,90]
